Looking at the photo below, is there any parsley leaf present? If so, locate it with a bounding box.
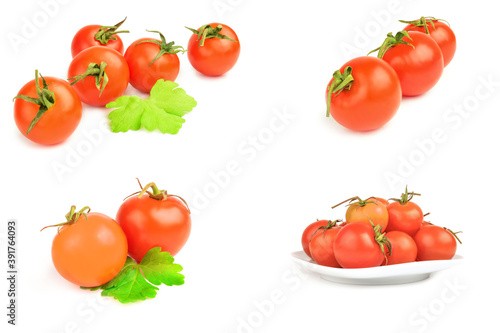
[106,80,197,134]
[82,247,184,303]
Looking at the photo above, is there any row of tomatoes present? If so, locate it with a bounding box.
[301,188,462,269]
[327,16,457,132]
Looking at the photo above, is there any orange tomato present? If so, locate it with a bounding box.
[345,198,389,232]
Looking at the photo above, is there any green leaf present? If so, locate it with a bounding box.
[106,79,197,134]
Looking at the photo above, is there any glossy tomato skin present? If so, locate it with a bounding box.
[116,194,191,262]
[301,220,329,258]
[371,197,389,206]
[51,213,128,287]
[309,225,342,268]
[382,31,444,96]
[345,200,389,232]
[327,56,401,131]
[386,201,423,236]
[187,23,240,76]
[68,46,129,106]
[334,223,385,268]
[14,77,82,145]
[404,21,456,67]
[124,38,180,93]
[383,231,417,265]
[414,225,457,261]
[71,25,124,58]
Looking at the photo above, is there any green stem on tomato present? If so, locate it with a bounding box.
[134,30,186,66]
[40,206,90,233]
[94,17,130,45]
[367,31,414,59]
[326,66,354,117]
[399,16,451,35]
[68,62,109,96]
[185,24,235,47]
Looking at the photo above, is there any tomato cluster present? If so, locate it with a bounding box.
[13,18,240,145]
[301,187,462,269]
[326,16,456,132]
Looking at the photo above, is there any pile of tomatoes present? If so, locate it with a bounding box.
[326,16,457,132]
[301,187,462,269]
[13,18,240,145]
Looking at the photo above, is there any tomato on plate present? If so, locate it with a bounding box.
[370,31,444,96]
[125,30,185,93]
[326,56,401,131]
[309,220,343,268]
[386,187,423,236]
[14,70,82,145]
[186,23,240,76]
[116,180,191,262]
[46,206,128,287]
[383,231,417,265]
[401,16,456,67]
[68,46,129,106]
[332,196,389,232]
[414,225,462,261]
[71,17,129,57]
[301,219,329,258]
[334,222,390,268]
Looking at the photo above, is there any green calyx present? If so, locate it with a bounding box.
[185,24,236,47]
[68,62,109,96]
[40,205,91,233]
[135,30,186,66]
[312,219,343,238]
[371,221,392,264]
[368,31,414,59]
[389,185,421,205]
[94,17,129,45]
[326,66,354,117]
[13,70,55,134]
[399,16,450,35]
[331,195,379,210]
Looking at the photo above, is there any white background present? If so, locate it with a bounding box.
[1,0,499,332]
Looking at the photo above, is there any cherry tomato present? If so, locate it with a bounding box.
[402,17,456,67]
[326,56,401,131]
[383,231,417,265]
[414,225,461,261]
[14,71,82,145]
[49,207,128,287]
[187,23,240,76]
[301,219,329,258]
[334,223,389,268]
[71,18,128,57]
[125,31,184,93]
[116,181,191,262]
[332,196,389,232]
[68,46,129,106]
[309,220,343,268]
[385,187,423,236]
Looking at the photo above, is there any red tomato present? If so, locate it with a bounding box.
[116,181,191,262]
[333,196,389,232]
[187,23,240,76]
[334,223,389,268]
[14,71,82,145]
[68,46,129,106]
[414,225,461,261]
[125,32,184,93]
[309,220,343,268]
[402,17,456,67]
[385,187,423,236]
[71,18,128,57]
[375,31,443,96]
[301,219,329,258]
[383,231,417,265]
[49,207,128,287]
[326,56,401,131]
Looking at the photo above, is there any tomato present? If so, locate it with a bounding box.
[414,225,461,261]
[373,31,443,96]
[13,70,82,145]
[301,219,329,258]
[383,231,417,265]
[186,23,240,76]
[68,46,129,106]
[334,223,389,268]
[385,187,423,236]
[125,31,184,93]
[326,56,401,131]
[332,196,389,232]
[402,17,456,67]
[71,18,128,57]
[116,181,191,262]
[48,206,128,287]
[309,220,343,267]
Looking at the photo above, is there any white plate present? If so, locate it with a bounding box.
[290,251,464,285]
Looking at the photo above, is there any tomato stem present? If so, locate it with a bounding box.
[326,66,354,117]
[185,24,236,47]
[331,196,378,209]
[445,228,463,244]
[389,186,420,205]
[94,17,129,45]
[40,206,90,233]
[311,219,342,239]
[134,30,186,66]
[68,62,109,96]
[368,31,414,59]
[128,178,191,213]
[370,221,392,264]
[399,16,451,35]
